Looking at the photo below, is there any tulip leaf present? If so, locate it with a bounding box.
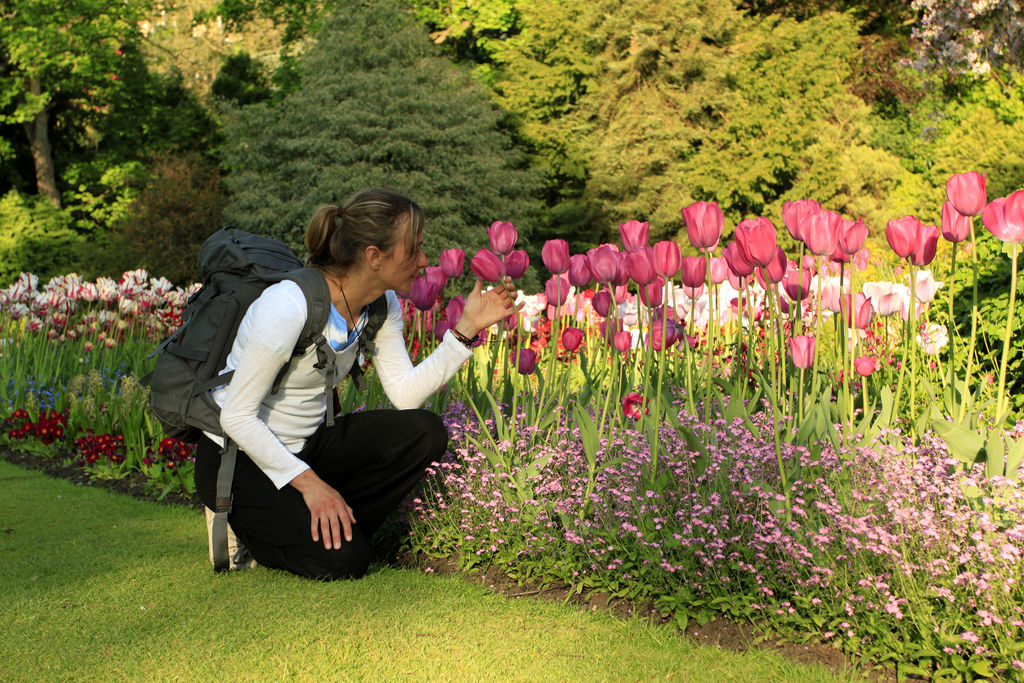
[1006,436,1024,481]
[985,429,1006,479]
[930,417,985,466]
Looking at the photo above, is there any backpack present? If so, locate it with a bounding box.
[145,227,388,571]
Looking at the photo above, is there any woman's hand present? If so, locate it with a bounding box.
[289,469,356,549]
[455,277,523,338]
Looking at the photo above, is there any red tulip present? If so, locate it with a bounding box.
[910,224,940,266]
[567,254,593,288]
[734,217,777,267]
[708,256,728,284]
[487,221,518,255]
[653,240,681,278]
[542,239,570,274]
[838,218,868,255]
[561,327,584,353]
[682,200,724,251]
[789,335,816,369]
[545,274,570,306]
[854,355,877,377]
[782,199,821,242]
[840,292,872,329]
[423,266,447,291]
[625,247,657,285]
[679,256,706,288]
[946,171,987,217]
[410,277,440,311]
[439,248,465,278]
[517,348,537,375]
[619,220,650,251]
[505,249,530,279]
[723,241,755,278]
[469,248,506,282]
[587,245,619,283]
[592,289,612,317]
[982,191,1024,244]
[801,208,842,256]
[621,391,648,418]
[941,201,971,243]
[886,215,921,259]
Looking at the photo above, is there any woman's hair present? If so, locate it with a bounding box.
[305,188,424,274]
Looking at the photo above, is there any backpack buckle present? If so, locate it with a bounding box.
[215,495,233,514]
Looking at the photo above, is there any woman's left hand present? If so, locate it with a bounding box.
[455,277,522,338]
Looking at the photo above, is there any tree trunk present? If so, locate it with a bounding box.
[25,77,61,208]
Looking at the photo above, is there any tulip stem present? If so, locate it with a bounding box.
[959,219,980,423]
[947,242,959,418]
[995,244,1019,421]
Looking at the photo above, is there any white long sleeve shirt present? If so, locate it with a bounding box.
[205,281,472,489]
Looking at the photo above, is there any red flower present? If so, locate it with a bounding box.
[621,392,649,419]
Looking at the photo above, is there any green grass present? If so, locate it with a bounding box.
[0,461,849,682]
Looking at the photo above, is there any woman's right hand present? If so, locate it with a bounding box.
[289,469,356,549]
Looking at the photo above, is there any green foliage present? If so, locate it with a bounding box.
[0,191,81,285]
[109,152,229,286]
[219,0,542,260]
[212,52,274,106]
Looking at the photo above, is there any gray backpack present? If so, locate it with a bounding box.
[146,227,387,571]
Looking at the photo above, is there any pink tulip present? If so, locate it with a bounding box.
[820,279,842,313]
[410,277,440,311]
[679,256,706,288]
[946,171,987,217]
[469,248,506,282]
[761,247,787,285]
[782,260,811,301]
[613,284,630,304]
[561,327,584,353]
[840,292,872,329]
[592,289,612,317]
[505,249,530,279]
[424,266,447,291]
[611,251,631,287]
[782,199,821,242]
[587,245,619,284]
[638,278,664,307]
[567,254,593,288]
[545,274,570,306]
[708,256,728,284]
[910,224,940,266]
[619,220,650,251]
[886,215,921,259]
[653,240,681,278]
[789,335,816,369]
[853,247,870,271]
[801,208,842,256]
[982,191,1024,244]
[838,218,868,255]
[723,241,755,278]
[433,320,452,341]
[445,296,465,325]
[941,201,971,243]
[734,216,777,267]
[913,270,944,303]
[682,200,724,251]
[517,348,537,375]
[542,239,570,274]
[874,291,904,317]
[682,283,705,300]
[439,248,465,278]
[487,221,518,255]
[854,355,877,377]
[613,330,632,353]
[625,247,657,285]
[648,319,679,351]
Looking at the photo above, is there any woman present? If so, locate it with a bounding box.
[195,188,519,580]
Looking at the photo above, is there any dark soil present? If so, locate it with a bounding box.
[3,448,896,682]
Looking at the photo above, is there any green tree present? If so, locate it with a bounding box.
[219,0,542,260]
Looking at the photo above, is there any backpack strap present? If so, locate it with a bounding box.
[282,267,339,426]
[211,440,238,573]
[347,294,389,392]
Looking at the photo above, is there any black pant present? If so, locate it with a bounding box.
[196,409,447,580]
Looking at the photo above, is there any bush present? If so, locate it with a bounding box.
[0,191,82,285]
[110,152,228,286]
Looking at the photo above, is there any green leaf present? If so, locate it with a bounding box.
[931,417,986,466]
[985,428,1007,479]
[1006,435,1024,481]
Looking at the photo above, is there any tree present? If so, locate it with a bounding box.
[0,0,151,207]
[910,0,1024,81]
[219,0,542,261]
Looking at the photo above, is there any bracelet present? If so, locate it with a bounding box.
[450,328,479,348]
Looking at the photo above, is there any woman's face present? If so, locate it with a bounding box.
[378,218,427,292]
